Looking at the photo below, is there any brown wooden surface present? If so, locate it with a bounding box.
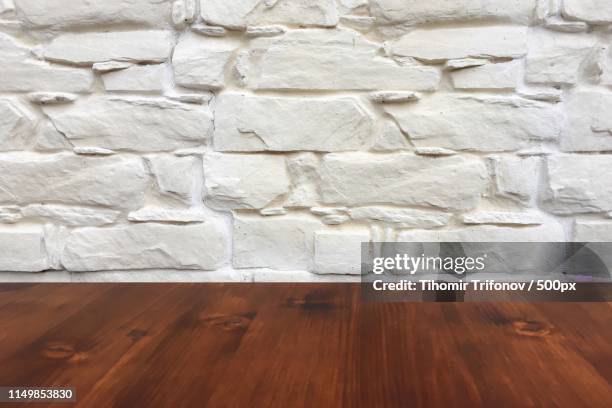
[0,284,610,407]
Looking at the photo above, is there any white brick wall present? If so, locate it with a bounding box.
[1,0,612,281]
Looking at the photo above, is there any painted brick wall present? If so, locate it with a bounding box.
[1,0,612,282]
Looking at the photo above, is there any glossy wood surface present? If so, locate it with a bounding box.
[0,284,610,407]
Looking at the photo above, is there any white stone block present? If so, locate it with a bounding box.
[15,0,173,28]
[0,153,147,210]
[44,97,213,152]
[563,0,612,24]
[0,227,52,272]
[0,99,35,151]
[214,94,373,152]
[385,95,562,152]
[243,29,440,91]
[391,26,528,62]
[313,231,370,275]
[319,153,487,211]
[233,215,322,270]
[526,29,597,85]
[173,35,236,90]
[371,0,536,25]
[44,31,173,66]
[62,223,228,271]
[544,155,612,215]
[204,153,290,210]
[562,92,612,152]
[200,0,339,30]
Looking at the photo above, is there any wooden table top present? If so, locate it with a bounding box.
[0,283,610,407]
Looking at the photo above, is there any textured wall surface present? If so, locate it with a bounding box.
[1,0,612,282]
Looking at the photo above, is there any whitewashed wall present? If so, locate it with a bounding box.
[1,0,612,282]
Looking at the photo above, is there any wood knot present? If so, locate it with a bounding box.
[42,342,75,359]
[200,314,251,331]
[127,329,148,341]
[513,320,553,337]
[69,352,89,363]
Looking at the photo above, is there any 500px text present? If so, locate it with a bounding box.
[372,280,577,293]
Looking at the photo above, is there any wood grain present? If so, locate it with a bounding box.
[0,284,610,407]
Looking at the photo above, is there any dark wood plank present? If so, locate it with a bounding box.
[81,284,269,407]
[0,284,610,408]
[357,301,612,407]
[532,302,612,387]
[0,284,178,403]
[0,284,114,361]
[205,284,356,407]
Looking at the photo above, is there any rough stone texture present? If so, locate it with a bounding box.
[562,0,612,25]
[0,227,51,272]
[544,155,612,215]
[313,230,369,275]
[0,206,21,224]
[245,25,286,38]
[44,97,213,152]
[1,33,93,92]
[451,62,520,90]
[349,207,451,229]
[415,147,457,157]
[0,153,147,210]
[62,223,227,271]
[15,0,173,29]
[285,153,320,208]
[44,31,173,66]
[384,95,563,152]
[34,122,71,151]
[172,0,196,27]
[371,120,411,152]
[0,99,34,151]
[73,147,115,156]
[543,18,588,33]
[127,208,206,223]
[2,61,93,93]
[574,221,612,241]
[233,215,322,270]
[242,29,440,91]
[446,59,488,70]
[371,0,536,25]
[492,156,540,204]
[102,64,166,92]
[92,61,133,74]
[602,48,612,86]
[21,205,120,227]
[0,0,15,15]
[146,155,198,204]
[28,92,77,105]
[204,153,290,210]
[397,223,564,243]
[526,29,597,85]
[173,35,236,90]
[563,92,612,152]
[1,1,611,281]
[462,212,544,226]
[200,0,339,30]
[214,94,373,152]
[391,26,528,62]
[370,91,420,104]
[319,153,488,210]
